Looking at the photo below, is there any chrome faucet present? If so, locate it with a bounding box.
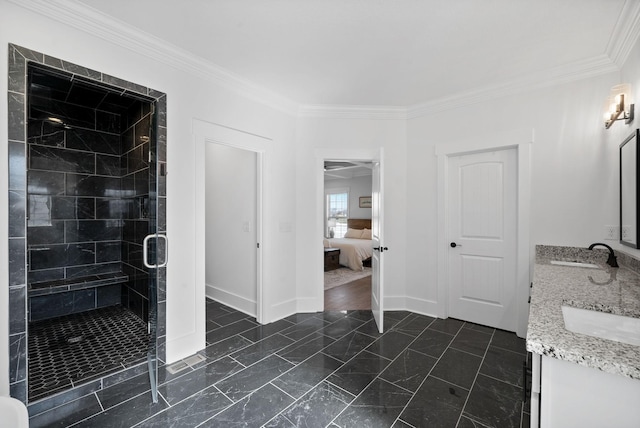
[588,243,619,268]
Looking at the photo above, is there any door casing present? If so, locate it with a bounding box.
[436,129,532,337]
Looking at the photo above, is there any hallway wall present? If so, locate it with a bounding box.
[205,143,258,315]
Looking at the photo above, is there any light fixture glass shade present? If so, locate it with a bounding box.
[611,84,632,109]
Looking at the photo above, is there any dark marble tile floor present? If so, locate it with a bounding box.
[30,299,531,427]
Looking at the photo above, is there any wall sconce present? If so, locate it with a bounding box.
[604,84,634,129]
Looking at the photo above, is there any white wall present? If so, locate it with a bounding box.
[205,143,257,315]
[404,67,637,317]
[295,118,408,312]
[0,1,298,393]
[324,175,373,220]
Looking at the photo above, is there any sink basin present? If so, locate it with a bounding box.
[561,305,640,346]
[551,260,600,269]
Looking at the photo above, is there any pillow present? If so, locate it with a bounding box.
[360,228,372,240]
[344,228,363,239]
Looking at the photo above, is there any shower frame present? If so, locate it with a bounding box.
[7,43,167,406]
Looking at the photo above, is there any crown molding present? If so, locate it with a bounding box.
[406,54,619,119]
[9,0,300,116]
[605,0,640,68]
[301,54,619,120]
[9,0,637,121]
[298,104,407,120]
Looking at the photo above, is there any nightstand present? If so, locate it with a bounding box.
[324,248,340,271]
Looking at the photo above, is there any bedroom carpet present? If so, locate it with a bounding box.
[324,267,372,290]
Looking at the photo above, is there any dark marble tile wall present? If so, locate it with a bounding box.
[26,70,126,321]
[121,101,152,322]
[7,44,168,404]
[8,43,29,405]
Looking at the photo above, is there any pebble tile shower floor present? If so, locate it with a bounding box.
[28,305,149,402]
[30,300,531,427]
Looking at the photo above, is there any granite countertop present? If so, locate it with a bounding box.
[526,245,640,380]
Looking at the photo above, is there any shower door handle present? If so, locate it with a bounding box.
[143,234,168,269]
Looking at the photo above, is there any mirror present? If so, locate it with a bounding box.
[620,129,640,248]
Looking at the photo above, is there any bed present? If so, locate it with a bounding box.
[324,219,373,271]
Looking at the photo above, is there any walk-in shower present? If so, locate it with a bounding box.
[7,44,167,408]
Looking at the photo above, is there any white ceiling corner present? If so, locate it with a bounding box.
[605,0,640,67]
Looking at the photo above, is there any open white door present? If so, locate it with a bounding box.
[371,151,385,333]
[448,148,517,331]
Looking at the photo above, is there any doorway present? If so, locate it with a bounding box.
[193,119,269,341]
[205,143,258,315]
[323,160,373,311]
[317,149,385,332]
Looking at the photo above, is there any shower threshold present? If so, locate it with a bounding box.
[28,305,149,402]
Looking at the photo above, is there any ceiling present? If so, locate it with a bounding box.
[72,0,634,107]
[324,161,372,180]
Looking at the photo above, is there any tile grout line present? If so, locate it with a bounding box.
[267,314,412,427]
[454,325,496,427]
[328,315,440,427]
[388,319,461,428]
[194,386,242,428]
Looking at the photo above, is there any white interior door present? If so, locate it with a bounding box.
[371,153,385,333]
[448,148,517,331]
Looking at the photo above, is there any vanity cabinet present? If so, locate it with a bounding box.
[531,353,640,427]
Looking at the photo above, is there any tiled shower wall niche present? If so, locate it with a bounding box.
[7,44,167,405]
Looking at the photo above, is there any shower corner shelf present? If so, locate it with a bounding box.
[28,273,129,297]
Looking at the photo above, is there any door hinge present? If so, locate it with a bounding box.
[257,243,260,249]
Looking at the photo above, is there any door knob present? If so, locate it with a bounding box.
[450,242,461,248]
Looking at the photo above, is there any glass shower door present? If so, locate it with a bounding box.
[143,105,166,403]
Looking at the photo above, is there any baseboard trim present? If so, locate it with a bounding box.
[296,297,321,314]
[405,296,440,319]
[383,295,406,310]
[268,298,298,323]
[205,284,256,317]
[165,330,206,364]
[384,296,440,319]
